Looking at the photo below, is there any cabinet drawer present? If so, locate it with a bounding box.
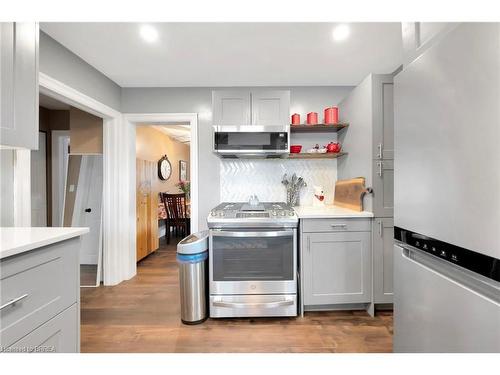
[301,218,371,233]
[0,237,79,348]
[6,303,78,353]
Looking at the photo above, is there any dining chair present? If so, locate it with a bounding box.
[161,193,189,244]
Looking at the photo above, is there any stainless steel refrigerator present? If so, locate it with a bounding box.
[393,23,500,352]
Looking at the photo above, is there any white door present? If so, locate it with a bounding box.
[51,131,70,227]
[30,132,47,226]
[71,155,103,265]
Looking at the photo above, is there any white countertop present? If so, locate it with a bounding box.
[294,205,374,219]
[0,227,89,260]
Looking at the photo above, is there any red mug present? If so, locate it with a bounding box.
[324,106,339,124]
[306,112,318,125]
[291,113,300,125]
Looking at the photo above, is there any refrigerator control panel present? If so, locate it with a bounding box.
[395,227,500,283]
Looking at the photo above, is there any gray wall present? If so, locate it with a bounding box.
[122,86,353,229]
[39,32,121,111]
[338,75,374,211]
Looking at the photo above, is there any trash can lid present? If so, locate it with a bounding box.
[177,230,209,255]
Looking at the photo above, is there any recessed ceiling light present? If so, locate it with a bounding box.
[140,25,159,43]
[332,24,350,42]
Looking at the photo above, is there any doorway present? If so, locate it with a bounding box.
[37,93,104,287]
[124,113,199,266]
[135,124,192,263]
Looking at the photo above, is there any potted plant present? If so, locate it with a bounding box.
[176,180,190,199]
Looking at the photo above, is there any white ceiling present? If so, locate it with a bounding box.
[40,22,403,87]
[153,125,191,145]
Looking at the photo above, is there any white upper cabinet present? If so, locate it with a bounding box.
[0,22,39,149]
[251,90,290,126]
[212,90,251,125]
[372,74,394,160]
[212,89,290,126]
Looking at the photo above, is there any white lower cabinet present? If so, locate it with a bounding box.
[372,218,394,304]
[302,226,372,306]
[0,237,80,352]
[8,304,78,353]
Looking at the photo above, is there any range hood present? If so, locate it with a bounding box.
[213,125,290,159]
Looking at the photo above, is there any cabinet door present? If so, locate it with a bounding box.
[372,75,394,160]
[303,231,371,306]
[373,159,394,217]
[1,23,15,139]
[251,90,290,126]
[212,90,251,125]
[0,22,39,149]
[8,303,78,353]
[372,218,394,304]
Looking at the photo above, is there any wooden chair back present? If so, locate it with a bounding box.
[161,193,187,222]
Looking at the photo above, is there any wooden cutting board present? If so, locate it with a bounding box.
[334,177,370,212]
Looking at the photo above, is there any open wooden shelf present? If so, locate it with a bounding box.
[287,152,347,159]
[290,123,349,133]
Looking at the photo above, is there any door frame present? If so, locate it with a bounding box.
[39,72,134,285]
[51,130,70,227]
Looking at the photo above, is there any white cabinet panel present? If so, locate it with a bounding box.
[251,90,290,125]
[212,90,251,125]
[302,231,371,305]
[373,159,394,217]
[373,218,394,303]
[212,90,290,126]
[8,304,78,353]
[0,22,39,149]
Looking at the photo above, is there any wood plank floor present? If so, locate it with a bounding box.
[81,237,393,353]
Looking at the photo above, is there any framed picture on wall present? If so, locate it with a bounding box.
[179,160,188,181]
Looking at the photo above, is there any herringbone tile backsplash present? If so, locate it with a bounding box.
[220,159,337,206]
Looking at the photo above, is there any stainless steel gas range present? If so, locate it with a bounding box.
[207,201,298,318]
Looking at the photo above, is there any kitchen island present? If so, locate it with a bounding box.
[0,227,88,353]
[294,205,376,317]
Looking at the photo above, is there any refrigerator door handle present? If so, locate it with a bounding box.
[399,244,500,305]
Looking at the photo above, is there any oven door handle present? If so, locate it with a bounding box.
[212,297,295,309]
[210,230,294,238]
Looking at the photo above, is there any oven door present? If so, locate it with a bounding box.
[213,125,289,154]
[209,229,297,295]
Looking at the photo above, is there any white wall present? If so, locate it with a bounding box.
[121,86,353,228]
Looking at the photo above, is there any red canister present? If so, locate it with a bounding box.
[291,113,301,125]
[306,112,318,125]
[324,106,339,124]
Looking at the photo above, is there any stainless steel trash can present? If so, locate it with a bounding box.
[177,231,209,324]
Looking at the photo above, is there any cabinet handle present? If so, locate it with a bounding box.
[377,143,383,159]
[378,221,383,237]
[377,162,383,177]
[330,224,347,229]
[0,294,28,311]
